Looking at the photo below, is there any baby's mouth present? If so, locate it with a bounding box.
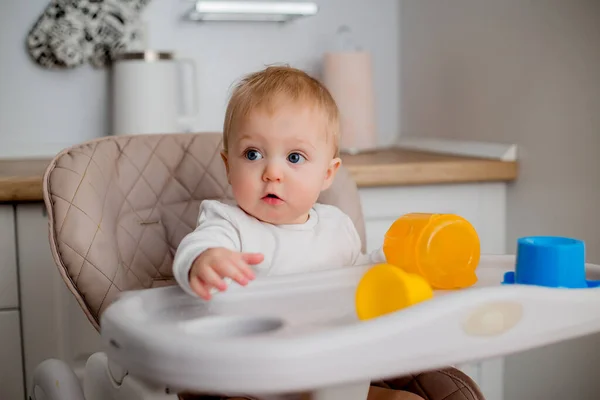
[262,193,284,204]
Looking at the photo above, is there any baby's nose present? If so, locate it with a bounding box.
[262,161,284,182]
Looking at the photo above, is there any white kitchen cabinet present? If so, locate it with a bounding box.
[16,181,508,400]
[360,182,506,254]
[0,310,25,400]
[17,203,103,397]
[0,205,25,400]
[0,205,19,309]
[360,182,507,400]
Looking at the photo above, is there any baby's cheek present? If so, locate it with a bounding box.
[229,171,254,200]
[292,171,323,204]
[232,177,253,196]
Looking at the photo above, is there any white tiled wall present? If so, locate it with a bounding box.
[0,0,400,158]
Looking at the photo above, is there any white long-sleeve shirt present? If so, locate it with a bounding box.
[173,200,385,297]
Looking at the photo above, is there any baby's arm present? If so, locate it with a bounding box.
[172,201,260,299]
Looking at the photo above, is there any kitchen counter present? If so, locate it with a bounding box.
[0,159,50,202]
[0,148,517,203]
[341,147,517,187]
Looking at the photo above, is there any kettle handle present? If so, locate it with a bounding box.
[176,57,199,132]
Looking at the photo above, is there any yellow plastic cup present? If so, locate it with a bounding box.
[355,263,433,321]
[383,213,480,290]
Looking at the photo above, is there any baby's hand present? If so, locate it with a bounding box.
[189,248,263,300]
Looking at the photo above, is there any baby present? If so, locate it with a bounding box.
[173,65,482,400]
[173,65,383,300]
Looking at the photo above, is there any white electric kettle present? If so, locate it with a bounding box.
[111,51,198,135]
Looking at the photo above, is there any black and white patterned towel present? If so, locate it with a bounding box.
[27,0,151,69]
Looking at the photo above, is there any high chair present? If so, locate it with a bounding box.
[31,133,485,400]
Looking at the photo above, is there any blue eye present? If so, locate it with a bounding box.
[287,152,306,164]
[245,149,263,161]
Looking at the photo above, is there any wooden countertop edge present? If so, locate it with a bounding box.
[0,157,518,203]
[345,159,518,187]
[0,176,45,203]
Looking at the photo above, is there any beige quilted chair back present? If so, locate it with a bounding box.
[42,133,366,331]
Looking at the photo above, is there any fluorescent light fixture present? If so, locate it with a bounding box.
[187,1,318,22]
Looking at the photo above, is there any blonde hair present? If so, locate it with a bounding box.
[223,65,340,156]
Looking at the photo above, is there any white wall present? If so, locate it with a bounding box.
[0,0,399,158]
[400,1,600,399]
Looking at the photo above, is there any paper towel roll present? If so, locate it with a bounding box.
[322,51,377,153]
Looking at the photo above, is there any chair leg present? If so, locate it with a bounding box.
[30,358,85,400]
[83,352,178,400]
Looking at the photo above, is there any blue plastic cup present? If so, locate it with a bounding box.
[504,236,587,288]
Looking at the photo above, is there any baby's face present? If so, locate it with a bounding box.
[222,101,340,225]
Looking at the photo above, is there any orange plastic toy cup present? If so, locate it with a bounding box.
[355,263,434,320]
[383,213,480,290]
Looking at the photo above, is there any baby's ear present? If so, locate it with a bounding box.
[220,151,231,184]
[322,157,342,191]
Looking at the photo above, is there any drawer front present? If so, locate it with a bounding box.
[0,206,18,309]
[0,310,25,400]
[360,184,480,252]
[359,184,480,221]
[18,204,104,394]
[359,183,506,254]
